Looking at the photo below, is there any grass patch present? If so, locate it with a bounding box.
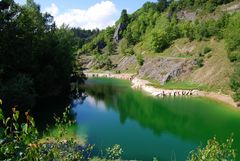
[149,82,207,90]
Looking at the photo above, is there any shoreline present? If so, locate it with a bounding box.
[84,72,239,108]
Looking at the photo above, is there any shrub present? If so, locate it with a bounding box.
[0,101,93,161]
[195,57,204,67]
[106,144,123,160]
[0,102,38,160]
[119,38,129,55]
[151,30,170,52]
[203,47,212,54]
[136,54,144,66]
[228,51,240,62]
[230,66,240,101]
[93,54,113,70]
[225,13,240,52]
[126,48,135,55]
[187,136,236,161]
[199,47,212,57]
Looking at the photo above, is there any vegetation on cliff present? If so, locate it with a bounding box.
[78,0,240,101]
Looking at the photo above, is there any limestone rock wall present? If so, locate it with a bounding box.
[138,57,193,85]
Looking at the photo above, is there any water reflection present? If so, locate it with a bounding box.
[72,78,240,161]
[82,79,240,140]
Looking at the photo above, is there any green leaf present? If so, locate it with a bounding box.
[13,123,19,131]
[13,111,19,121]
[0,99,2,105]
[4,127,9,135]
[29,117,35,127]
[21,123,28,134]
[0,109,4,121]
[5,117,11,126]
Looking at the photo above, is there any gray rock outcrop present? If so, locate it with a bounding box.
[116,55,137,71]
[138,57,193,85]
[113,23,127,43]
[177,10,196,21]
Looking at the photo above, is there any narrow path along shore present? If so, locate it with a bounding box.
[84,72,239,108]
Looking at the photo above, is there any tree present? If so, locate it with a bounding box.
[230,66,240,101]
[157,0,168,12]
[225,13,240,53]
[120,9,129,25]
[0,1,77,108]
[151,30,170,52]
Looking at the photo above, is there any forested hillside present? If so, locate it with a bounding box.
[78,0,240,101]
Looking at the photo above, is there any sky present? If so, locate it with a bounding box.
[14,0,157,29]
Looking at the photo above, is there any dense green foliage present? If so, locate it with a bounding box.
[80,0,232,56]
[230,66,240,101]
[224,13,240,100]
[0,0,78,108]
[80,27,115,55]
[225,13,240,62]
[72,28,99,49]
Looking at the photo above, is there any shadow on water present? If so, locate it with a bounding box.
[32,79,88,130]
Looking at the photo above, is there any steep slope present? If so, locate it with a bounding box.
[78,0,240,101]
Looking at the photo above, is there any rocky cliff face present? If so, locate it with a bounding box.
[177,10,197,21]
[115,55,137,71]
[79,56,95,70]
[113,23,127,43]
[81,55,195,85]
[138,57,194,85]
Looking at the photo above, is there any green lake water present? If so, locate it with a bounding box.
[71,78,240,161]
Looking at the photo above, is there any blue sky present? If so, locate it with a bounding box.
[15,0,157,29]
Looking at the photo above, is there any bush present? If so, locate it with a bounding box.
[119,38,129,55]
[151,30,170,52]
[228,51,240,62]
[198,47,212,57]
[126,48,135,55]
[106,144,123,160]
[0,102,38,160]
[136,54,144,66]
[0,101,93,161]
[203,47,212,54]
[230,66,240,101]
[0,100,125,161]
[187,136,236,161]
[195,57,204,67]
[93,54,113,70]
[225,13,240,52]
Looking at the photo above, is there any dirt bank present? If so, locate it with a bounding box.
[85,72,239,108]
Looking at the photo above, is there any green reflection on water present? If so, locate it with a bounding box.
[74,78,240,161]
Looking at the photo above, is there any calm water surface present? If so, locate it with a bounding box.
[71,78,240,161]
